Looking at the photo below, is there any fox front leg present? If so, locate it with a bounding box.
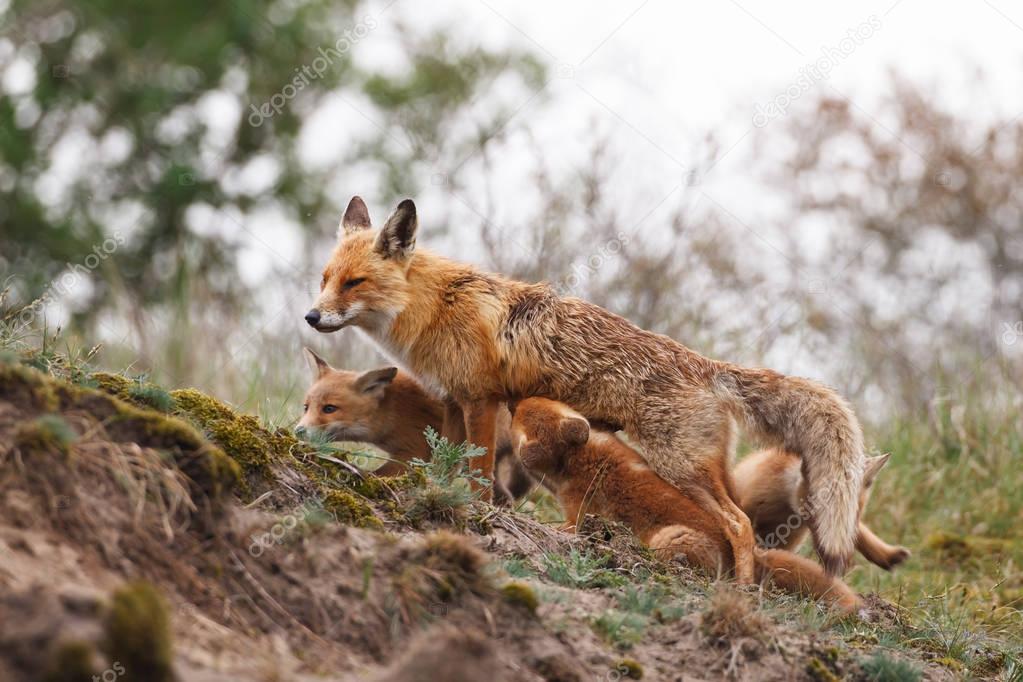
[462,397,500,502]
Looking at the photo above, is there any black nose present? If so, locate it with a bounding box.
[305,310,321,327]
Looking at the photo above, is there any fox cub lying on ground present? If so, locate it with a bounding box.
[509,397,862,613]
[297,348,534,500]
[734,448,910,570]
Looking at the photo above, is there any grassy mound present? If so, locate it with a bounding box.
[0,344,1019,680]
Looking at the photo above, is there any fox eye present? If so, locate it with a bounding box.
[342,277,366,290]
[303,404,309,412]
[322,405,338,414]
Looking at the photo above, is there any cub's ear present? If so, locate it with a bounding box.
[303,347,332,379]
[518,440,555,473]
[375,199,417,260]
[339,196,372,238]
[355,366,398,399]
[863,452,891,488]
[559,416,590,447]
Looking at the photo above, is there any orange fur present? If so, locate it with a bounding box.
[510,398,862,613]
[734,449,910,570]
[308,197,867,576]
[297,348,533,499]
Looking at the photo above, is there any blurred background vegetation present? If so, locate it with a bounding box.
[1,0,1021,655]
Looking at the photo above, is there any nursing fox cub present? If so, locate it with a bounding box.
[509,397,862,612]
[307,196,867,578]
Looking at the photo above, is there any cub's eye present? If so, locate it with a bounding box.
[342,277,366,290]
[303,404,309,413]
[322,405,338,414]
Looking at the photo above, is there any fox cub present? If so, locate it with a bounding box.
[734,449,910,570]
[297,348,534,500]
[510,397,861,613]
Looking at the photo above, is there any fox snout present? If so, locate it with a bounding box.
[304,309,321,327]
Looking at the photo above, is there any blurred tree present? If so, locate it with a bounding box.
[0,0,544,333]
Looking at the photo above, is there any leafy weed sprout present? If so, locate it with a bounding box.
[404,426,491,524]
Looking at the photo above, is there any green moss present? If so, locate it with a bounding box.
[170,387,238,422]
[89,371,134,401]
[322,490,383,529]
[14,414,77,458]
[57,381,241,500]
[501,581,539,614]
[41,641,98,682]
[104,582,174,682]
[614,658,644,680]
[0,360,59,411]
[806,657,840,682]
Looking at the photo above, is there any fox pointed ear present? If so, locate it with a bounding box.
[355,366,398,399]
[375,199,417,260]
[559,416,590,447]
[340,196,372,238]
[863,452,891,487]
[303,347,332,379]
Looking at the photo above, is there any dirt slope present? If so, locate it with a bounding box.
[0,355,970,681]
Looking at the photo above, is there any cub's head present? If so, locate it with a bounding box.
[305,196,419,333]
[296,347,398,442]
[509,397,590,480]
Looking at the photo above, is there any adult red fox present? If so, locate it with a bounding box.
[297,348,534,500]
[734,449,910,570]
[306,196,865,577]
[508,397,862,612]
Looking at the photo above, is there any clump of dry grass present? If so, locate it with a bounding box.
[700,586,771,645]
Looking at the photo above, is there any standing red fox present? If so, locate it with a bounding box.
[306,196,866,577]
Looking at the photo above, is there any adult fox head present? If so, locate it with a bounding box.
[509,397,590,480]
[296,347,399,441]
[305,196,418,333]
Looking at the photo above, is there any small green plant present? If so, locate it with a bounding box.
[593,609,649,649]
[502,556,536,579]
[616,584,687,622]
[128,378,174,413]
[411,427,491,489]
[859,651,922,682]
[404,427,491,524]
[542,548,625,589]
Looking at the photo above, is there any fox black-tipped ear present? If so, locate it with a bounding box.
[863,452,891,487]
[559,416,590,447]
[375,199,417,260]
[340,196,372,238]
[303,347,332,379]
[355,366,398,398]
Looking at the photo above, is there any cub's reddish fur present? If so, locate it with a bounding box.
[298,348,533,499]
[510,397,861,612]
[734,449,910,570]
[308,196,867,577]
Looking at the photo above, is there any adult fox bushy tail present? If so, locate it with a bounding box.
[714,364,865,575]
[306,196,867,577]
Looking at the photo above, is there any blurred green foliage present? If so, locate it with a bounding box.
[0,0,544,328]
